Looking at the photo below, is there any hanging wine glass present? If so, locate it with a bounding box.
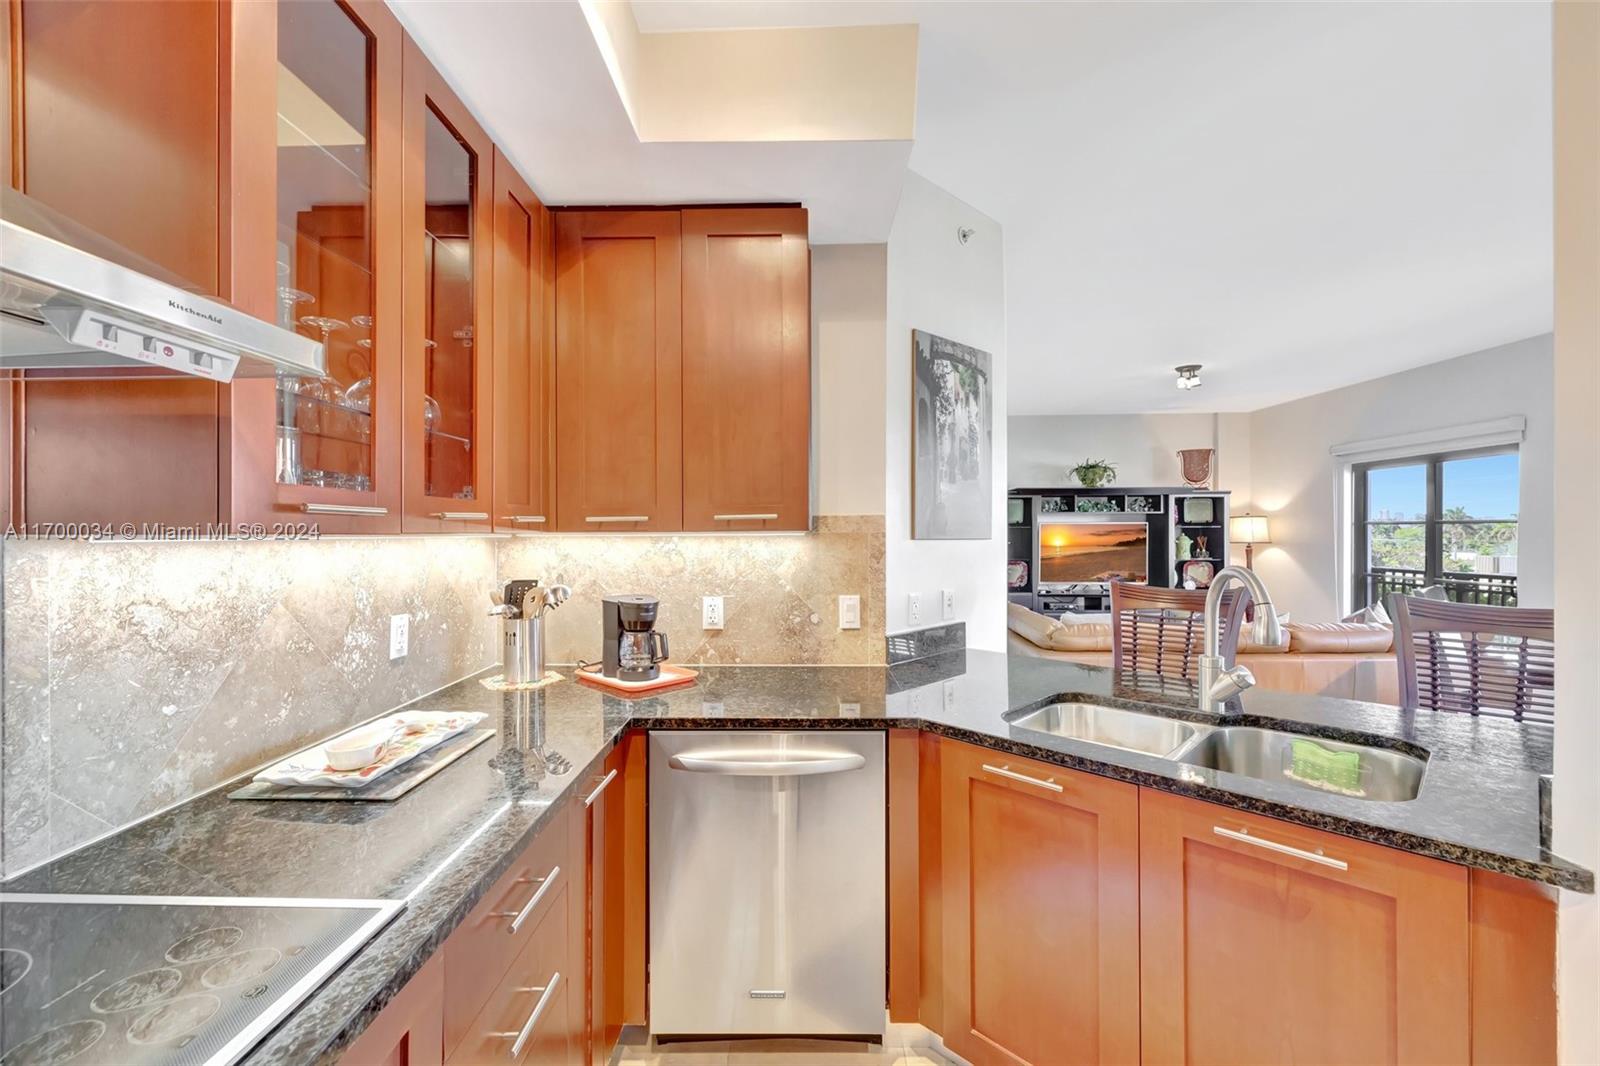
[343,347,374,417]
[352,314,374,331]
[276,287,313,329]
[423,394,442,431]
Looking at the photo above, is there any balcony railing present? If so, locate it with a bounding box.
[1365,568,1519,609]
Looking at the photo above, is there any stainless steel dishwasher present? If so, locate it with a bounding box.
[649,730,886,1038]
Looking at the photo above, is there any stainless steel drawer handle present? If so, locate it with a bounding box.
[585,515,648,523]
[497,971,561,1059]
[300,503,389,516]
[712,513,778,521]
[1212,825,1348,871]
[493,865,560,934]
[669,750,867,777]
[584,769,618,807]
[432,511,489,521]
[981,763,1063,793]
[505,515,547,524]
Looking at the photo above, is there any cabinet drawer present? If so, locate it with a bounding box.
[447,884,572,1066]
[443,806,569,1057]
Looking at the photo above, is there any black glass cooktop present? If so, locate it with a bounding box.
[0,894,401,1066]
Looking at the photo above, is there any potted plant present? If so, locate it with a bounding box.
[1071,459,1117,489]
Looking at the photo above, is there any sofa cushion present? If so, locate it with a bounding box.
[1007,603,1112,652]
[1287,621,1394,654]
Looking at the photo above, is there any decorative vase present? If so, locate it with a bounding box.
[1177,448,1214,489]
[1176,531,1193,561]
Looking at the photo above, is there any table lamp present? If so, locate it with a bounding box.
[1230,513,1271,569]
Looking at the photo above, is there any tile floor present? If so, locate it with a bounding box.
[615,1023,963,1066]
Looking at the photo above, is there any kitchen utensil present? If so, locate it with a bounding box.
[540,584,571,617]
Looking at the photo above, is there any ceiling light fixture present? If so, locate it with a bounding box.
[1175,364,1203,390]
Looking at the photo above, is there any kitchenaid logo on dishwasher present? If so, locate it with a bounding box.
[167,298,224,325]
[748,990,786,999]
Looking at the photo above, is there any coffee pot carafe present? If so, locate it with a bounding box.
[602,595,669,682]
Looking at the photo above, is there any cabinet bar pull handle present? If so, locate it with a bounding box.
[585,515,648,523]
[505,515,547,524]
[492,865,560,934]
[431,511,489,521]
[712,513,778,521]
[1212,825,1348,870]
[981,763,1063,793]
[584,769,619,807]
[497,971,561,1059]
[300,503,389,516]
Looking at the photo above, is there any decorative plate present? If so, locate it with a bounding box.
[1181,560,1216,587]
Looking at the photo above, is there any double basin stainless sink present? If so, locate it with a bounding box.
[1007,701,1427,803]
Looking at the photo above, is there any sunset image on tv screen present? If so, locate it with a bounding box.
[1039,524,1148,583]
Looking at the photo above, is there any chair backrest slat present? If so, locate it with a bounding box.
[1392,596,1555,725]
[1110,580,1248,682]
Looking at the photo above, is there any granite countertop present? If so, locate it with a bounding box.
[6,651,1589,1065]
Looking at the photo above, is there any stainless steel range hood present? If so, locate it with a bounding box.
[0,191,324,382]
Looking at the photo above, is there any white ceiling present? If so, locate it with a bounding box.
[387,0,909,244]
[398,0,1553,415]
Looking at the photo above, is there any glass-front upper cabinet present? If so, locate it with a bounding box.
[231,0,404,531]
[402,39,494,531]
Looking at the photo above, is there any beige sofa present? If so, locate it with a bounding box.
[1008,603,1400,705]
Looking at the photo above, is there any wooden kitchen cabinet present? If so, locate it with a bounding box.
[1138,788,1470,1065]
[491,150,554,534]
[940,739,1140,1066]
[341,952,444,1066]
[3,0,229,525]
[680,208,811,531]
[399,39,494,533]
[585,732,648,1066]
[554,210,683,533]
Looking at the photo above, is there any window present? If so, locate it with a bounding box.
[1353,447,1519,610]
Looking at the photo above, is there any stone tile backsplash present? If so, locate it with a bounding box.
[496,515,886,668]
[1,537,498,877]
[1,516,885,876]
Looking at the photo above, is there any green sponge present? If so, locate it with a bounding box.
[1287,739,1365,797]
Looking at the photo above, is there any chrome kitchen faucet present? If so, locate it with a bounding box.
[1197,566,1284,714]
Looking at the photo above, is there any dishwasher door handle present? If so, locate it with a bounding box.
[667,750,867,776]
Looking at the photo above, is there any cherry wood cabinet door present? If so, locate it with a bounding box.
[341,952,444,1066]
[224,0,405,533]
[940,740,1140,1066]
[490,150,553,534]
[399,39,494,533]
[554,210,683,533]
[680,207,810,531]
[4,0,226,524]
[584,733,647,1066]
[1139,789,1469,1065]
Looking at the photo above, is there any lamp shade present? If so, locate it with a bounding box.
[1230,514,1271,544]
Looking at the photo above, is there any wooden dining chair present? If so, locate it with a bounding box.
[1109,580,1249,682]
[1392,597,1555,724]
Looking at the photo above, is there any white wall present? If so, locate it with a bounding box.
[885,172,1007,649]
[1246,334,1554,620]
[1554,3,1599,1059]
[813,245,888,516]
[1008,412,1256,492]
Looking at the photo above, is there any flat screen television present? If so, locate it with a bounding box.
[1037,520,1148,587]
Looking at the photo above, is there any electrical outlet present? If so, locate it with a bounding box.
[908,592,923,626]
[389,614,409,660]
[702,596,724,630]
[838,594,861,630]
[944,679,958,712]
[838,701,861,718]
[941,588,956,620]
[701,701,725,717]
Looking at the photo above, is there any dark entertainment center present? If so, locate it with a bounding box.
[1007,486,1232,619]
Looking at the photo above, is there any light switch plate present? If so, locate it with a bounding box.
[908,592,923,626]
[838,594,861,630]
[941,588,956,620]
[702,596,724,630]
[389,614,409,660]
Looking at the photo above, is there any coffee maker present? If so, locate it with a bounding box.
[602,595,670,681]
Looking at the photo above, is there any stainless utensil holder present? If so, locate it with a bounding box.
[502,615,545,685]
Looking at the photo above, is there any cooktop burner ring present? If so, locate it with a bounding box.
[0,947,32,996]
[163,926,244,965]
[0,1019,106,1066]
[87,966,183,1015]
[125,993,222,1046]
[199,948,282,990]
